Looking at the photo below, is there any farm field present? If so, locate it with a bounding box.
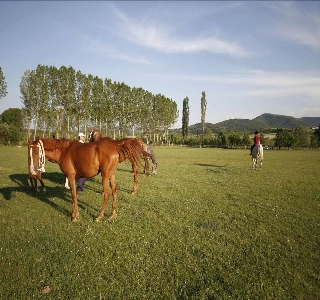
[0,145,319,299]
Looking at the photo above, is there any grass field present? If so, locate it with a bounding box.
[0,145,319,299]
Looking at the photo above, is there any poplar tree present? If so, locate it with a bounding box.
[200,91,207,147]
[20,70,34,138]
[182,96,189,143]
[0,67,8,99]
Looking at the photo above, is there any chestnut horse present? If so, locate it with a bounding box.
[89,128,157,175]
[29,137,149,221]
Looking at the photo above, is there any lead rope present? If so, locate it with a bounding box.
[37,140,46,172]
[29,146,37,175]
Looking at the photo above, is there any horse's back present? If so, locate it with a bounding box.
[257,144,263,159]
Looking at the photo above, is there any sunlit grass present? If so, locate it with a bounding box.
[0,145,319,299]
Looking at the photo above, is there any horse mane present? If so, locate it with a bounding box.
[116,139,150,168]
[36,137,74,152]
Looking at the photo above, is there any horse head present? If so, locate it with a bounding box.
[89,128,102,142]
[28,138,46,175]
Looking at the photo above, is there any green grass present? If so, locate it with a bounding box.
[0,145,319,299]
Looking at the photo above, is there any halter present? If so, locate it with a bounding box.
[29,140,46,175]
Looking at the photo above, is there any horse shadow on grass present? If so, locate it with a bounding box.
[3,172,135,220]
[195,163,227,173]
[2,172,99,219]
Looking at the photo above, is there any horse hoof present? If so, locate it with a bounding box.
[108,213,116,221]
[71,217,79,222]
[43,188,46,192]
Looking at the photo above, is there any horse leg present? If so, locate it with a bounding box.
[152,162,157,175]
[30,177,40,191]
[37,171,46,192]
[96,170,116,221]
[29,177,35,189]
[131,165,139,195]
[65,177,70,189]
[34,177,40,192]
[68,175,79,222]
[144,158,150,176]
[108,172,117,220]
[39,178,46,192]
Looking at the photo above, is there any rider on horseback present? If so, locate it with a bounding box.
[250,131,260,156]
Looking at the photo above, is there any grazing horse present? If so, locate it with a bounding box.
[252,144,263,170]
[89,128,157,175]
[29,137,149,221]
[145,144,158,175]
[28,138,46,192]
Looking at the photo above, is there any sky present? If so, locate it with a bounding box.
[0,1,320,128]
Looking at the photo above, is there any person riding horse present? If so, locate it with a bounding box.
[250,131,260,156]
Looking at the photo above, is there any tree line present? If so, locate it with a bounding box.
[1,66,319,148]
[170,126,320,149]
[19,64,178,142]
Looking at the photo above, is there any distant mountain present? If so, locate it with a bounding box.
[300,117,320,125]
[173,113,320,135]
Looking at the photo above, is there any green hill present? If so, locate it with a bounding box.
[173,113,320,135]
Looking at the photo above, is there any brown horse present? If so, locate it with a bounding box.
[89,128,157,175]
[28,138,46,192]
[29,137,149,221]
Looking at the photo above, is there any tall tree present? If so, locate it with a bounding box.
[82,73,93,136]
[139,90,153,141]
[294,125,310,148]
[314,126,320,146]
[20,70,34,139]
[48,66,61,138]
[182,96,189,143]
[200,91,207,147]
[102,78,114,136]
[1,108,23,130]
[162,98,179,145]
[90,76,104,131]
[242,132,251,148]
[36,65,50,138]
[31,65,49,139]
[275,128,288,149]
[0,67,8,99]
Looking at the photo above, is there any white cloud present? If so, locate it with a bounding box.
[160,69,320,99]
[111,6,249,57]
[80,35,152,65]
[266,1,320,50]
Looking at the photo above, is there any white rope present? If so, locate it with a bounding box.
[29,147,37,175]
[37,140,46,172]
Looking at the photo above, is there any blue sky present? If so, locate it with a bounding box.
[1,1,320,128]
